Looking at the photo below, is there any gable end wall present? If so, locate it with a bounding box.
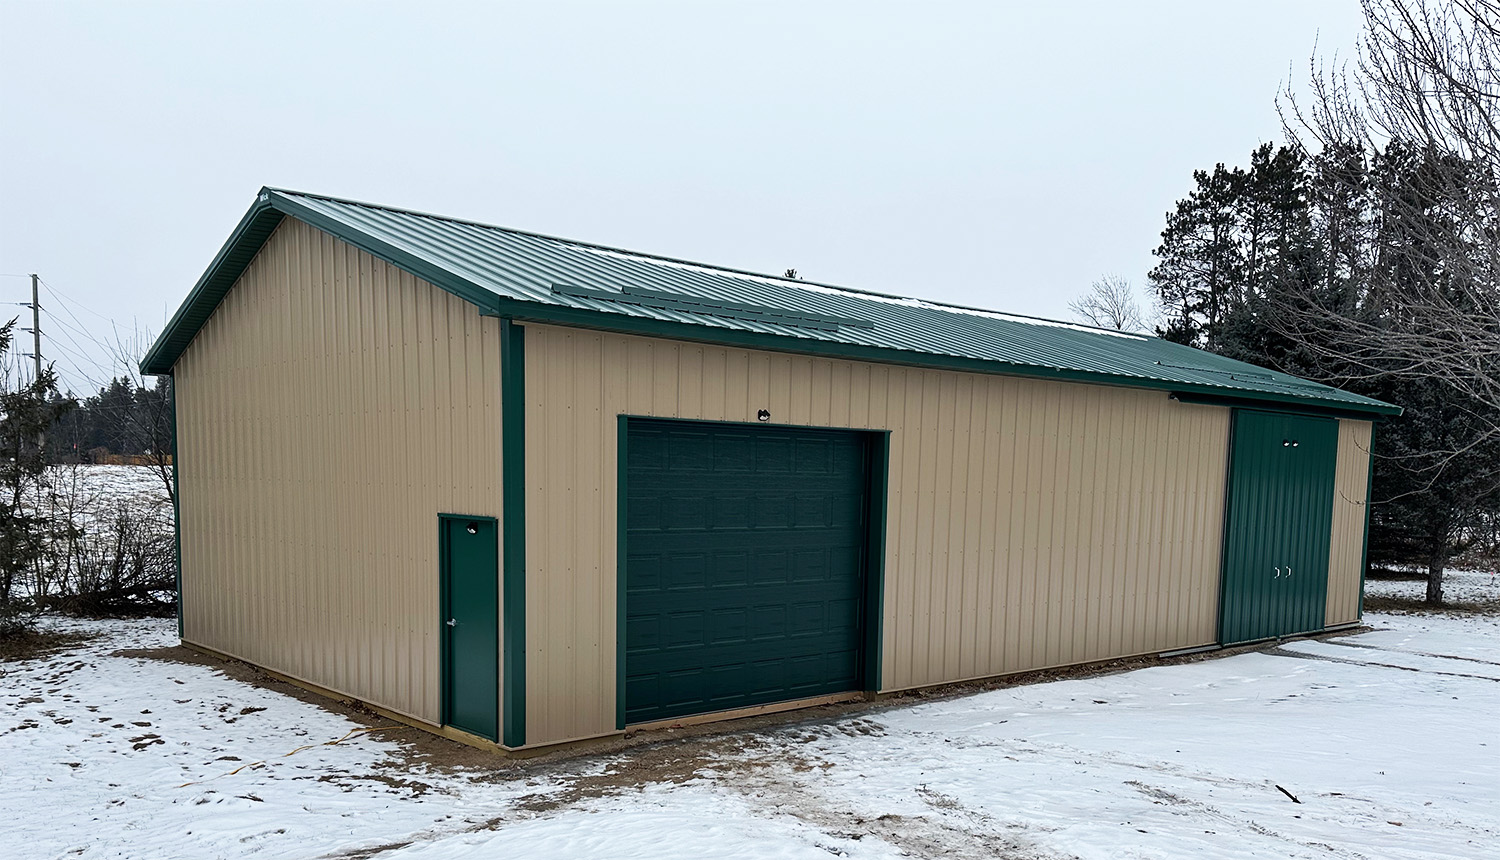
[174,218,503,723]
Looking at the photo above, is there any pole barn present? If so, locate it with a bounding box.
[143,188,1399,752]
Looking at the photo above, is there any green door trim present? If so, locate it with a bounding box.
[614,416,889,726]
[862,432,891,693]
[439,514,500,741]
[500,319,527,748]
[615,416,629,731]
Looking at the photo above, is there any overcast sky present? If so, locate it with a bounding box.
[0,1,1363,394]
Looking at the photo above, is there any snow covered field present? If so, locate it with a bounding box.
[3,581,1497,859]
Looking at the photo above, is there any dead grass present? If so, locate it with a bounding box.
[0,629,94,662]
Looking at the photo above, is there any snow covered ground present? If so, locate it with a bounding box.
[1365,567,1500,607]
[3,594,1498,859]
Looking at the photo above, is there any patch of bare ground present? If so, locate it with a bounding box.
[317,765,437,798]
[716,747,1075,860]
[0,629,93,662]
[1363,594,1500,615]
[323,841,414,860]
[507,733,789,812]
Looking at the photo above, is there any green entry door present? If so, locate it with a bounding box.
[441,515,498,740]
[1219,411,1338,645]
[624,419,871,725]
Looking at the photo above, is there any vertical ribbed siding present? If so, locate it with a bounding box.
[524,323,1230,746]
[1327,419,1373,626]
[175,219,503,724]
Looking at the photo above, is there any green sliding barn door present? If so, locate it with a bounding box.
[1219,411,1338,645]
[624,419,871,725]
[440,515,498,740]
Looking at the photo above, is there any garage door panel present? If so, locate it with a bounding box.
[710,551,751,588]
[794,438,833,472]
[712,435,753,471]
[662,553,707,590]
[709,608,748,644]
[711,496,752,529]
[627,496,662,531]
[755,436,793,471]
[625,612,660,653]
[625,420,870,724]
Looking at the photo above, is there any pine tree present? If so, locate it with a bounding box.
[0,320,72,633]
[1149,163,1244,347]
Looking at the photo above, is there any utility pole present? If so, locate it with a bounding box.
[29,273,41,383]
[29,274,45,458]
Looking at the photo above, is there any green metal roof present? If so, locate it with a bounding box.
[142,188,1400,417]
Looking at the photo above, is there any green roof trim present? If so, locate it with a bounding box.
[142,187,1400,417]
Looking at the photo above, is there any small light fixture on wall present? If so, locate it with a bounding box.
[756,409,771,423]
[466,522,479,535]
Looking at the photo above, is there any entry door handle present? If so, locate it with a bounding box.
[1274,567,1282,578]
[1286,567,1292,578]
[446,618,459,627]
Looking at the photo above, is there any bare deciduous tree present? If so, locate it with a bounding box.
[1277,0,1500,603]
[1280,0,1500,435]
[1068,274,1146,331]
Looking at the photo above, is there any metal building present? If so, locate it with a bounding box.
[142,188,1399,752]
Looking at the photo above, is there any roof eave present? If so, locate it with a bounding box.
[486,296,1403,418]
[140,189,1401,419]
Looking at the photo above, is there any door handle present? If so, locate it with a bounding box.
[446,618,458,627]
[1274,567,1282,578]
[1286,567,1292,578]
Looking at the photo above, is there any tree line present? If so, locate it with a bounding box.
[1115,0,1500,604]
[48,375,173,463]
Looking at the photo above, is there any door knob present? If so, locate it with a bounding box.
[446,618,458,627]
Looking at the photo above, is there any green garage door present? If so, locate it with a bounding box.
[1220,410,1338,645]
[624,419,871,725]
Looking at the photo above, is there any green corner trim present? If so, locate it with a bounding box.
[616,415,629,731]
[1357,424,1377,621]
[169,377,182,638]
[500,320,527,748]
[864,432,891,692]
[438,518,451,726]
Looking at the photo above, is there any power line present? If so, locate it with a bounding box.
[44,336,111,390]
[39,277,118,325]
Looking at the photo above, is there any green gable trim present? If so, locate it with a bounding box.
[140,200,285,376]
[500,319,527,749]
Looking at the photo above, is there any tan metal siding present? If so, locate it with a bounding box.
[525,323,1230,746]
[1326,419,1373,626]
[175,218,503,724]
